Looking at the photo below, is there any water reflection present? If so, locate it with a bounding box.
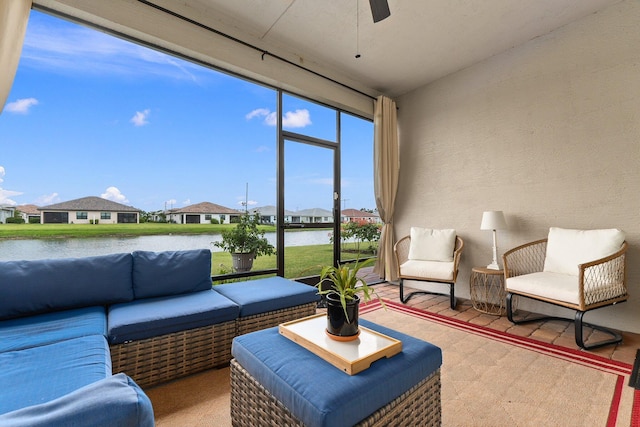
[0,230,343,261]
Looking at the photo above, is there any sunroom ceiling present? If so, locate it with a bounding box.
[173,0,621,97]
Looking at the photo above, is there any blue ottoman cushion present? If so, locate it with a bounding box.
[108,289,239,344]
[0,335,112,415]
[132,249,213,299]
[214,277,319,317]
[0,253,134,320]
[232,318,442,427]
[0,373,154,427]
[0,306,106,353]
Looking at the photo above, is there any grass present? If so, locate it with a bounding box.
[0,223,275,239]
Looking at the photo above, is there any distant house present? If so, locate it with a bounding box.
[0,205,15,223]
[170,202,240,224]
[16,204,41,223]
[39,197,141,224]
[250,205,295,224]
[292,208,333,223]
[341,209,381,224]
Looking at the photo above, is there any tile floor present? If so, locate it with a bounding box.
[367,281,640,366]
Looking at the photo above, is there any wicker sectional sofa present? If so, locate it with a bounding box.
[0,249,318,426]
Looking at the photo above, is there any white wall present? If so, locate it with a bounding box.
[395,1,640,332]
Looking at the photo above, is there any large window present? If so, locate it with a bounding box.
[0,10,375,275]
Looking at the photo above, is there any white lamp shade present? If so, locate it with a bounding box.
[480,211,507,230]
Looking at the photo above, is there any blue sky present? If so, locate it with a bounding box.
[0,10,374,213]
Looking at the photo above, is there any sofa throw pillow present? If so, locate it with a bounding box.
[408,227,456,262]
[132,249,213,299]
[543,227,625,276]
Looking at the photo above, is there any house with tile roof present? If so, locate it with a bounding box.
[0,205,15,224]
[341,209,381,224]
[16,204,41,223]
[169,202,241,224]
[38,197,141,224]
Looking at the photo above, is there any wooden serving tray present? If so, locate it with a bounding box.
[279,313,402,375]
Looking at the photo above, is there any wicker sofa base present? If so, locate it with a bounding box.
[236,302,317,336]
[110,320,236,388]
[230,359,441,427]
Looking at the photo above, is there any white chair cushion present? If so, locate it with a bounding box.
[408,227,456,262]
[399,260,455,281]
[506,272,579,305]
[543,227,625,276]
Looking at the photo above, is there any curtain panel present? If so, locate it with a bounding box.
[0,0,31,113]
[373,95,399,282]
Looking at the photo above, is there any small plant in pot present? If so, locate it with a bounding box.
[213,211,275,272]
[316,258,382,341]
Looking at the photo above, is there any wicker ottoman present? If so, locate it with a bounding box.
[230,319,442,427]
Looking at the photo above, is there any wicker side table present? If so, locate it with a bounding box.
[470,267,506,315]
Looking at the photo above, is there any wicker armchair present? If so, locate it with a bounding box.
[394,233,464,309]
[503,229,628,350]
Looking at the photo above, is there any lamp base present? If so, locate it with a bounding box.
[486,262,501,270]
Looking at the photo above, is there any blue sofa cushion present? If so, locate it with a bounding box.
[0,253,134,320]
[132,249,212,299]
[0,306,107,353]
[0,335,112,415]
[213,277,319,317]
[232,319,442,427]
[0,373,154,427]
[108,289,239,344]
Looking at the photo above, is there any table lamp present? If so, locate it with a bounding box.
[480,211,507,270]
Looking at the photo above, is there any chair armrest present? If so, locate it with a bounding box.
[503,239,547,279]
[393,235,411,277]
[579,241,628,308]
[452,236,464,281]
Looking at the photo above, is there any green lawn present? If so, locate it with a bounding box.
[0,223,274,239]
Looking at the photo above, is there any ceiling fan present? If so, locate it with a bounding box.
[369,0,391,23]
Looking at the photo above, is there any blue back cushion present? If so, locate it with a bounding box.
[0,253,134,320]
[132,249,212,299]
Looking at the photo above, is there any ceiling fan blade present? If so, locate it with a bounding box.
[369,0,390,23]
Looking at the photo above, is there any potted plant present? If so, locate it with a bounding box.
[316,258,382,341]
[213,211,275,272]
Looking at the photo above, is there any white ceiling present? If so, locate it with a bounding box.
[180,0,621,97]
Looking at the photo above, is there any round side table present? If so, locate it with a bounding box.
[470,267,506,315]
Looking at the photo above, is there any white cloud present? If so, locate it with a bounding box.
[4,98,39,114]
[21,14,202,82]
[130,109,150,126]
[245,108,270,120]
[35,192,60,205]
[282,109,311,128]
[182,199,191,206]
[311,178,334,185]
[246,108,311,128]
[101,186,129,203]
[0,167,22,206]
[0,189,22,206]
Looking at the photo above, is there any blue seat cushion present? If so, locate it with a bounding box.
[0,335,112,415]
[0,306,107,353]
[213,277,319,317]
[0,253,134,320]
[0,373,154,427]
[132,249,213,299]
[232,319,442,427]
[108,289,239,344]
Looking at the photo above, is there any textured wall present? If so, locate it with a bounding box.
[395,0,640,332]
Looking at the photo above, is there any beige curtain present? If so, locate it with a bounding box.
[373,95,399,282]
[0,0,31,113]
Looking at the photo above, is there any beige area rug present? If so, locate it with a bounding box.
[146,300,635,426]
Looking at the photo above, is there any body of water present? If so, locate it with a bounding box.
[0,230,342,261]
